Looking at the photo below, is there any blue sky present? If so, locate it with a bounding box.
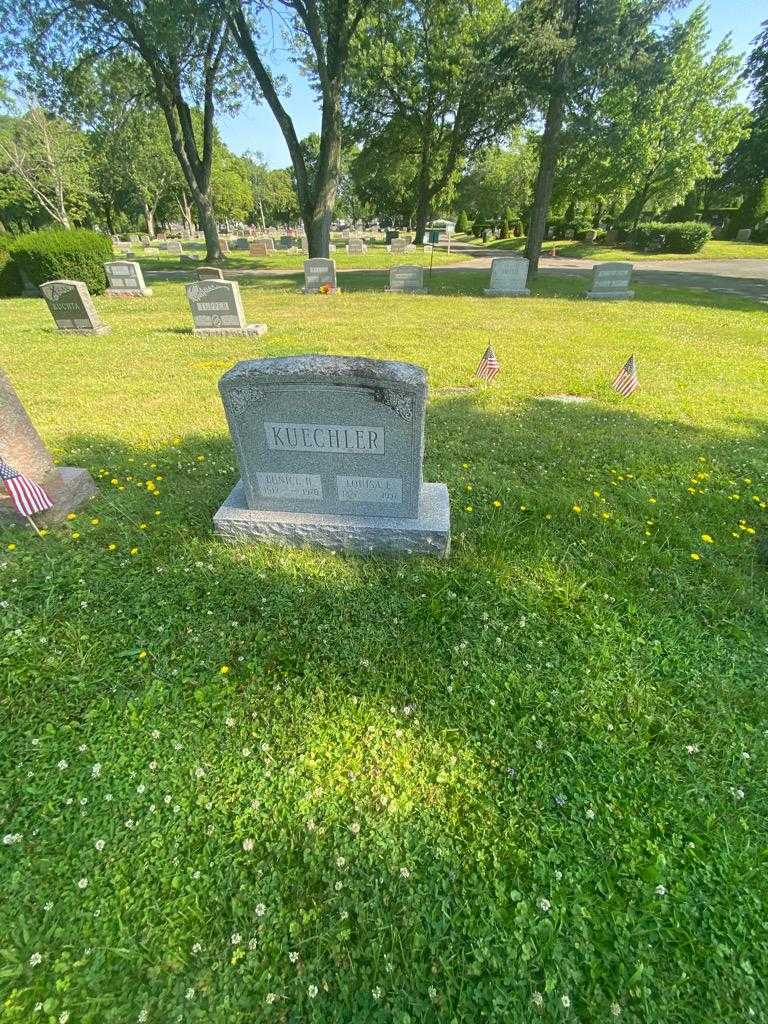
[218,0,765,168]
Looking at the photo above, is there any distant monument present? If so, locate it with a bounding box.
[586,262,635,300]
[104,261,152,298]
[185,279,267,336]
[40,281,110,334]
[483,257,530,297]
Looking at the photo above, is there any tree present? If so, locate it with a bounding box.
[455,209,469,233]
[456,137,538,223]
[0,102,92,228]
[345,0,525,243]
[225,0,375,257]
[211,150,253,225]
[721,20,768,204]
[8,0,241,260]
[350,117,422,226]
[516,0,676,276]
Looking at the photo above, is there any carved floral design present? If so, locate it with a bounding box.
[374,388,413,420]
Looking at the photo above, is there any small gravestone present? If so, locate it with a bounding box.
[586,262,634,300]
[736,228,752,242]
[40,280,110,334]
[564,229,575,240]
[143,246,160,255]
[390,237,410,255]
[250,242,269,256]
[278,236,294,250]
[329,243,337,253]
[231,238,250,251]
[185,279,267,336]
[303,258,337,293]
[255,237,275,251]
[104,260,152,298]
[483,257,530,297]
[214,355,450,557]
[166,240,183,254]
[128,233,140,243]
[389,264,426,294]
[605,228,619,244]
[139,233,150,245]
[0,367,99,524]
[584,229,597,243]
[197,266,224,281]
[347,239,367,255]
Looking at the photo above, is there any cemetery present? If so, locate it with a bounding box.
[1,0,767,1021]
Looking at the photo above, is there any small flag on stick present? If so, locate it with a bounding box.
[611,354,638,397]
[475,344,500,383]
[0,457,53,519]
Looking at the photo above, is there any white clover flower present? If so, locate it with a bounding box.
[255,903,266,917]
[136,784,146,795]
[151,729,160,739]
[43,902,53,911]
[191,942,202,954]
[243,838,254,852]
[225,717,235,728]
[334,881,343,891]
[372,987,382,1000]
[611,1004,622,1017]
[138,1010,148,1023]
[532,991,544,1008]
[289,951,299,963]
[336,856,346,868]
[78,744,87,752]
[185,988,195,1000]
[306,819,316,831]
[149,761,157,771]
[428,986,437,1000]
[231,933,241,946]
[194,767,205,779]
[655,884,667,896]
[265,993,276,1004]
[340,909,349,920]
[585,808,596,820]
[77,877,88,889]
[3,833,22,845]
[350,821,360,835]
[308,985,318,998]
[741,751,751,760]
[561,994,570,1008]
[399,867,410,879]
[29,952,42,966]
[91,763,101,777]
[537,897,551,912]
[242,747,251,758]
[57,760,68,770]
[95,839,105,852]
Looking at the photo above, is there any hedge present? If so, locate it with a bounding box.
[0,235,21,298]
[628,221,710,254]
[10,228,112,295]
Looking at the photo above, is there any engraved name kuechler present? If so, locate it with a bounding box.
[265,423,385,454]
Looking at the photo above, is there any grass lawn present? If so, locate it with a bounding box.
[460,235,768,261]
[1,270,767,1023]
[135,240,468,275]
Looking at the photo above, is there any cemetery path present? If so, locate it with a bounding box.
[145,256,768,303]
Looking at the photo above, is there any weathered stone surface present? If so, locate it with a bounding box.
[219,239,230,254]
[185,279,267,336]
[166,240,183,254]
[249,243,269,256]
[303,258,337,292]
[197,266,224,281]
[0,368,98,524]
[214,479,450,557]
[484,257,530,297]
[347,239,367,255]
[389,264,426,294]
[104,260,152,297]
[736,228,752,242]
[390,237,410,255]
[586,261,634,300]
[39,280,110,334]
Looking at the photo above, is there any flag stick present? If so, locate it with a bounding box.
[26,515,43,537]
[429,240,435,289]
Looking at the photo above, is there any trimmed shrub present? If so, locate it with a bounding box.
[628,221,710,254]
[0,235,22,297]
[499,217,510,240]
[10,228,112,295]
[455,210,470,234]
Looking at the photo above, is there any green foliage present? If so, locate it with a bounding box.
[455,209,470,233]
[457,138,537,222]
[629,221,711,253]
[10,228,112,293]
[0,232,21,295]
[499,217,509,239]
[727,179,768,236]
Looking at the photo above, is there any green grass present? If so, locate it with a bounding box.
[1,271,767,1023]
[134,240,468,275]
[460,235,768,261]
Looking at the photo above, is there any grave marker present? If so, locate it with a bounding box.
[185,279,267,335]
[483,257,530,297]
[214,355,450,556]
[0,367,98,523]
[40,280,110,334]
[303,258,337,293]
[736,228,752,242]
[586,261,634,300]
[104,260,152,298]
[197,266,224,281]
[166,240,183,254]
[390,237,410,255]
[347,239,367,255]
[389,264,426,294]
[249,242,269,256]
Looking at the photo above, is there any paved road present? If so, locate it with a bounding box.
[146,250,768,303]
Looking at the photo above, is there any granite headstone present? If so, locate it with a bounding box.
[214,355,450,556]
[303,258,337,292]
[586,262,634,300]
[185,279,267,335]
[197,266,224,281]
[40,280,110,334]
[389,264,426,294]
[483,257,530,297]
[736,228,752,242]
[104,260,152,297]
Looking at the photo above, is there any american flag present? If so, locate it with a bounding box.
[475,344,500,382]
[0,457,53,516]
[611,354,638,397]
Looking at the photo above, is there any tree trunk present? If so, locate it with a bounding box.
[303,84,342,258]
[525,82,566,278]
[413,129,433,245]
[142,200,156,238]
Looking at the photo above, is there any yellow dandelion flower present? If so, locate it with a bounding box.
[139,650,147,659]
[66,512,77,521]
[130,547,139,555]
[701,534,713,543]
[139,523,148,530]
[90,517,99,525]
[465,505,473,512]
[649,498,657,504]
[7,543,16,551]
[593,490,601,497]
[196,455,205,462]
[690,553,701,560]
[572,505,582,513]
[220,665,230,674]
[71,532,80,539]
[466,484,473,492]
[154,511,162,517]
[111,478,118,485]
[108,544,117,551]
[493,500,502,508]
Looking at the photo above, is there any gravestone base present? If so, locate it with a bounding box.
[387,288,428,295]
[192,323,267,337]
[57,324,111,335]
[0,467,98,525]
[214,479,450,558]
[586,289,634,300]
[106,287,153,298]
[483,287,531,297]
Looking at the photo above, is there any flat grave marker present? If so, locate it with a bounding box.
[214,355,450,556]
[197,266,224,281]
